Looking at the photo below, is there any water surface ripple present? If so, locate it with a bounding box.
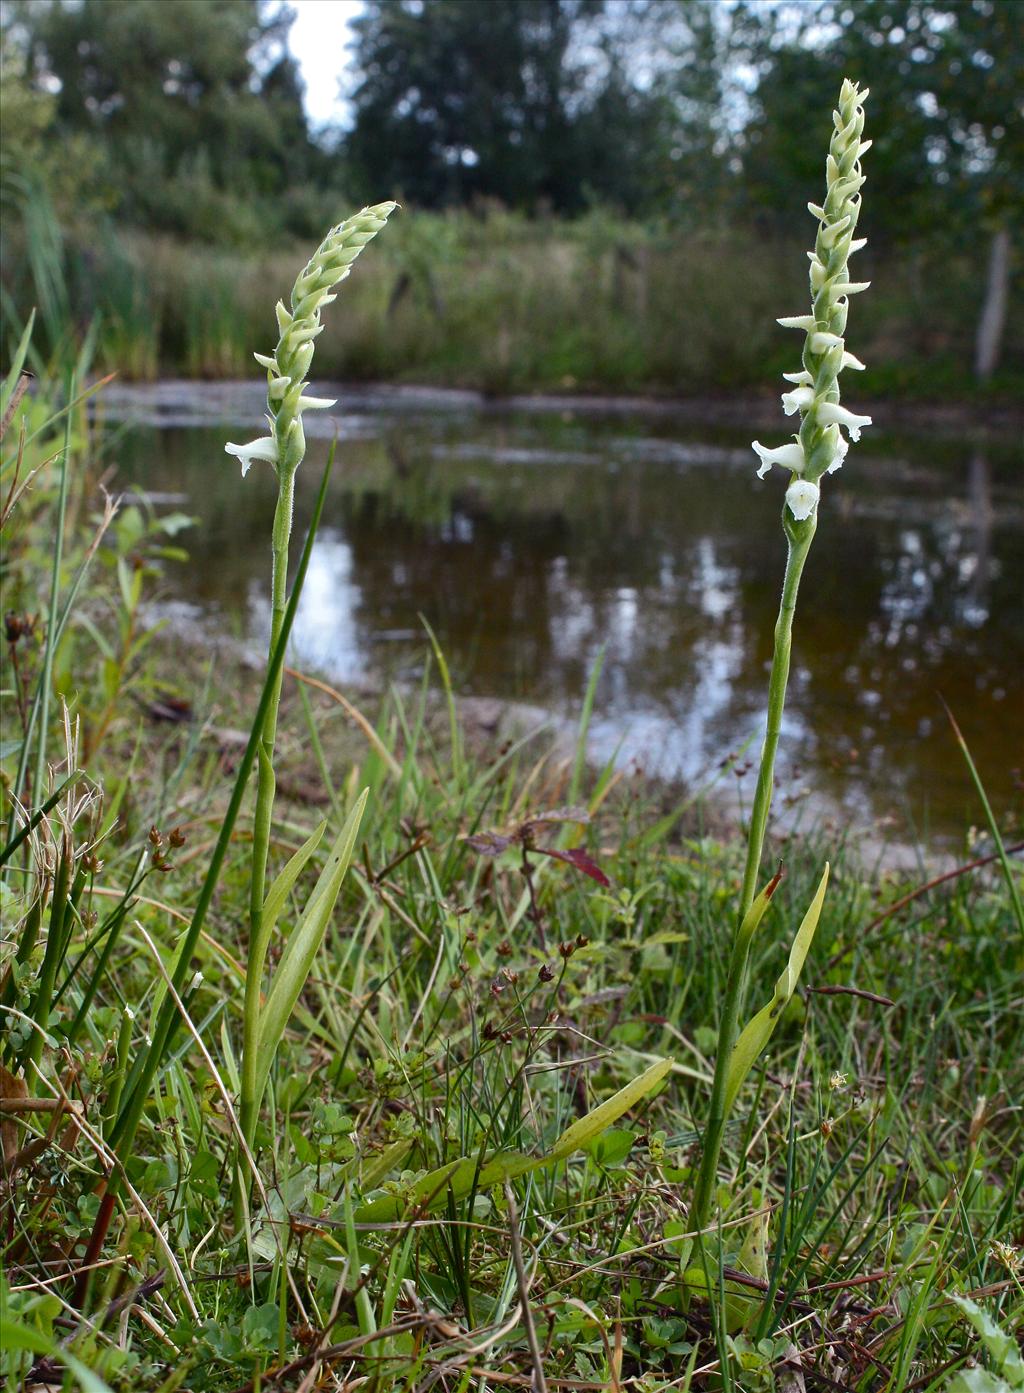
[101,383,1023,849]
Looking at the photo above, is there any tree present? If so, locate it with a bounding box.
[345,0,711,214]
[741,0,1022,378]
[5,0,324,239]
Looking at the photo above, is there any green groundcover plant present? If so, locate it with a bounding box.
[1,79,1021,1393]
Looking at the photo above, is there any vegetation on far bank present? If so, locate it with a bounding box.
[4,206,1022,402]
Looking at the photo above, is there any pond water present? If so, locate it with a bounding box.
[100,382,1023,852]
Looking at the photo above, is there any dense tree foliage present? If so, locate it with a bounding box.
[740,0,1023,239]
[5,0,1019,231]
[345,0,680,212]
[2,0,332,240]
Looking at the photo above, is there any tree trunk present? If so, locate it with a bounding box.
[974,224,1011,384]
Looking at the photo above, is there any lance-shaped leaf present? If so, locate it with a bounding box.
[551,1055,672,1159]
[949,1295,1024,1388]
[253,790,367,1108]
[721,865,829,1116]
[734,865,785,959]
[256,819,327,968]
[537,846,610,886]
[355,1054,672,1223]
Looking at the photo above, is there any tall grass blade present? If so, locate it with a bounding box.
[0,308,36,422]
[31,375,73,808]
[0,771,80,867]
[942,700,1024,936]
[570,645,605,805]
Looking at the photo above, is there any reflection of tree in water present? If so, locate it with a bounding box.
[338,439,765,708]
[787,444,1023,823]
[115,407,1024,839]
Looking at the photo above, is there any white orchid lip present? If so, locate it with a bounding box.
[826,434,850,474]
[782,386,815,416]
[777,314,817,332]
[815,401,873,440]
[225,436,279,477]
[783,370,813,385]
[752,440,806,479]
[786,479,820,520]
[809,331,844,354]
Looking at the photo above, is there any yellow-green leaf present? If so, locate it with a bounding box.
[722,864,829,1116]
[551,1055,672,1159]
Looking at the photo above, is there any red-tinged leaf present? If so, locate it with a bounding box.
[764,863,785,900]
[465,830,514,856]
[538,846,611,886]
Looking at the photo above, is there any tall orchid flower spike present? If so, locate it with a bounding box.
[224,202,397,1199]
[225,201,396,483]
[754,78,872,518]
[690,80,872,1241]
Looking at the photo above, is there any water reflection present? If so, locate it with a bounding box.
[105,388,1023,846]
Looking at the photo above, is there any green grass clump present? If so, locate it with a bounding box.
[1,362,1021,1389]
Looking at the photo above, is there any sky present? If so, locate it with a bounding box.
[286,0,365,129]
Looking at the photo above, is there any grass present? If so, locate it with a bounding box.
[3,208,1023,401]
[2,119,1023,1388]
[1,376,1021,1389]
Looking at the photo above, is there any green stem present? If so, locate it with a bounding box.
[690,511,815,1233]
[240,467,296,1152]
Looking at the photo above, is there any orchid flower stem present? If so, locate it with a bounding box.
[229,204,395,1213]
[690,511,815,1234]
[688,78,871,1243]
[240,466,296,1153]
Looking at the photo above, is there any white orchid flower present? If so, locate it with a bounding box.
[785,479,820,520]
[815,402,873,440]
[225,436,279,478]
[782,386,815,416]
[777,314,817,332]
[752,440,806,479]
[817,426,850,475]
[809,331,844,354]
[783,369,813,385]
[841,350,866,371]
[295,392,337,413]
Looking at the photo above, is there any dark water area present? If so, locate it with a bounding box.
[100,382,1023,851]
